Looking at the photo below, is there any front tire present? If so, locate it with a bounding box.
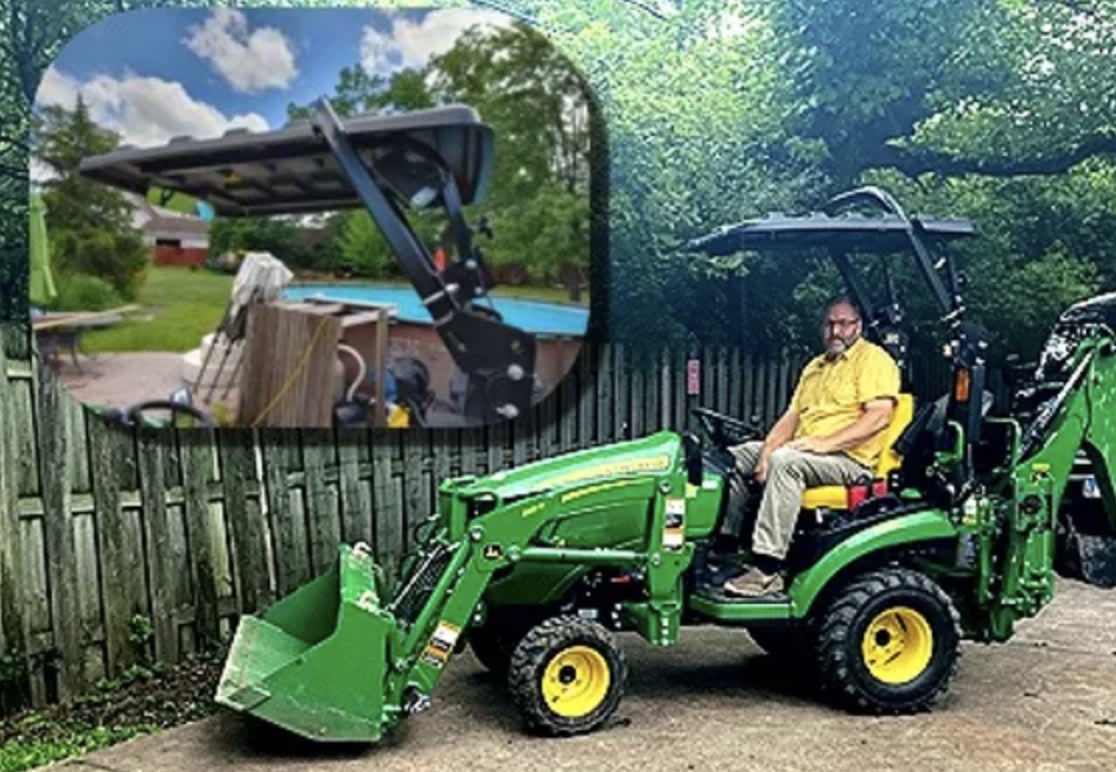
[815,567,961,714]
[508,616,627,736]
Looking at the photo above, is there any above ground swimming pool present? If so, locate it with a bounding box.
[282,284,589,338]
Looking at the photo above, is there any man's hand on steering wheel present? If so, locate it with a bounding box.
[691,406,759,451]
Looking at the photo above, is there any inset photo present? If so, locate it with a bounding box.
[28,6,595,429]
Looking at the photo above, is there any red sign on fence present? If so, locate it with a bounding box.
[687,359,700,395]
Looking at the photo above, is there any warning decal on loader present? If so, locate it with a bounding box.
[422,621,460,669]
[664,498,685,549]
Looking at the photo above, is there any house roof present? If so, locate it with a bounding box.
[120,190,209,237]
[145,215,210,237]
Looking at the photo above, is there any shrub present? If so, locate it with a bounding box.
[49,273,122,312]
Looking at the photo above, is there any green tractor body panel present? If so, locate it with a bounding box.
[787,509,958,614]
[451,430,682,500]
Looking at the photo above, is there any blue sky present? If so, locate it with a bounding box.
[35,6,513,153]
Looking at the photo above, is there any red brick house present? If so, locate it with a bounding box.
[125,193,211,267]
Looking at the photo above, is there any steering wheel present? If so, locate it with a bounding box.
[691,407,759,451]
[104,400,217,428]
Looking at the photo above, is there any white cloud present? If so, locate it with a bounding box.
[34,65,270,153]
[360,8,514,75]
[183,8,298,94]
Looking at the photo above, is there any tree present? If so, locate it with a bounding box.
[287,20,595,300]
[31,97,148,301]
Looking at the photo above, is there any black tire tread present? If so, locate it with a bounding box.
[507,615,627,737]
[815,567,962,715]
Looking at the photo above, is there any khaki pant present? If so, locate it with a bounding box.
[722,440,872,560]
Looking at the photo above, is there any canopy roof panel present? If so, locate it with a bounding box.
[685,212,979,257]
[77,104,494,217]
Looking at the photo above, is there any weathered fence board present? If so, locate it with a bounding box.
[1,330,991,712]
[0,341,32,713]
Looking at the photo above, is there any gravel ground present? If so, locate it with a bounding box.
[46,578,1116,772]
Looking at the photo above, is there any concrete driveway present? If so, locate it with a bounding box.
[54,579,1116,772]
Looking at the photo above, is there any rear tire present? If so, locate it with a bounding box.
[814,567,961,714]
[508,616,627,737]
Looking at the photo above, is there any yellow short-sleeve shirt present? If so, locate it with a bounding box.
[789,337,901,468]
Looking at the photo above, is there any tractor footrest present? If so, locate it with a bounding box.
[692,587,789,605]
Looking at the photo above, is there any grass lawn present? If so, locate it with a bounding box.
[82,267,234,354]
[81,266,589,354]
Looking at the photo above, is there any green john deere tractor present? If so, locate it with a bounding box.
[213,186,1116,744]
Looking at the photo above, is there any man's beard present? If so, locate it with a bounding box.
[825,333,857,359]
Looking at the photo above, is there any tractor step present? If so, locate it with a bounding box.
[687,558,793,621]
[692,586,790,604]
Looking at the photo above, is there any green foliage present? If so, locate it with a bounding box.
[0,723,158,772]
[32,99,148,301]
[531,0,1116,359]
[335,210,397,277]
[47,272,122,313]
[128,615,156,669]
[286,20,592,297]
[207,216,330,272]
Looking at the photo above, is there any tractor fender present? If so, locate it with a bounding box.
[788,509,958,617]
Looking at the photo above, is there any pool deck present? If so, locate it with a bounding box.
[53,351,241,416]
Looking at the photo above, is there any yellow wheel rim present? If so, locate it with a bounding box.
[861,606,934,685]
[541,645,611,717]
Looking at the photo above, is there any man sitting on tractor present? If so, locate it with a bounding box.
[718,296,902,597]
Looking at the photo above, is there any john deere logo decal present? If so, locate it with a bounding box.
[484,544,503,560]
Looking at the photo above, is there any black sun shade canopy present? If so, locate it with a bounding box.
[77,104,495,217]
[685,211,979,257]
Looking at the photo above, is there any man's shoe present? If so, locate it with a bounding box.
[724,566,784,598]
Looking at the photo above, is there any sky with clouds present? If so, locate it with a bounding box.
[35,6,514,154]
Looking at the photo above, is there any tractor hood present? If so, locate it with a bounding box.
[447,431,684,502]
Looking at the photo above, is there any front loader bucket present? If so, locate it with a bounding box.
[216,544,395,742]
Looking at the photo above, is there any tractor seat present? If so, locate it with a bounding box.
[799,393,915,511]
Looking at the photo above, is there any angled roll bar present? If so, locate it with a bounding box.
[821,186,961,324]
[309,99,536,422]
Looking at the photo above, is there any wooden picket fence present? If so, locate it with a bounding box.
[0,322,988,712]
